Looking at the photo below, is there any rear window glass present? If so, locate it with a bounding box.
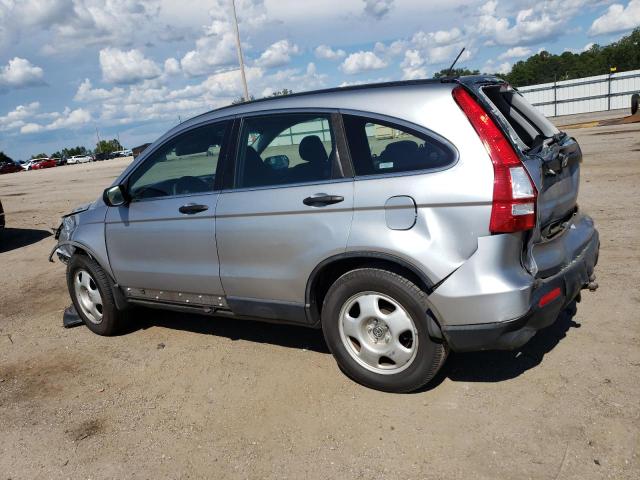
[482,85,558,149]
[342,114,456,176]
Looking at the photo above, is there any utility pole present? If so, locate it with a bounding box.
[231,0,250,101]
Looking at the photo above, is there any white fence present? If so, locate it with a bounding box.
[518,69,640,117]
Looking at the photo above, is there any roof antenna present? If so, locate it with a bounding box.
[446,47,466,77]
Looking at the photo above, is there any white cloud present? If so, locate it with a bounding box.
[1,0,160,52]
[164,57,181,75]
[589,0,640,36]
[178,0,268,77]
[20,123,43,134]
[582,42,595,51]
[401,50,427,80]
[99,48,162,84]
[410,29,471,65]
[341,51,388,75]
[498,46,532,60]
[363,0,394,19]
[179,22,238,77]
[0,102,91,135]
[482,59,512,75]
[263,62,327,94]
[0,57,44,89]
[74,78,124,102]
[255,39,300,68]
[373,39,408,58]
[314,45,346,60]
[46,107,92,130]
[412,27,463,47]
[0,102,40,132]
[472,0,603,47]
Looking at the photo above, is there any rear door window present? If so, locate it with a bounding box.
[342,114,456,176]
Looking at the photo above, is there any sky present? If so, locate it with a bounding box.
[1,0,639,160]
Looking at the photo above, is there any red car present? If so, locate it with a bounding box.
[0,161,22,174]
[30,158,57,170]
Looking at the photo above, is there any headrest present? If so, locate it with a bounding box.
[298,135,328,164]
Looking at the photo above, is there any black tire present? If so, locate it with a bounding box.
[66,254,124,336]
[632,93,639,116]
[321,268,448,393]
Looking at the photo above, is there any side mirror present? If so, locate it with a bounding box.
[103,185,128,207]
[264,154,290,170]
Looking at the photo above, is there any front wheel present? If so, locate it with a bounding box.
[66,254,125,336]
[321,268,447,393]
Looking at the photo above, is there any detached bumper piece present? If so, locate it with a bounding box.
[63,305,83,328]
[442,230,599,352]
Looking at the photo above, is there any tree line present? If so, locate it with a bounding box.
[434,28,639,87]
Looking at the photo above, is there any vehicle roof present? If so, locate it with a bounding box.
[170,77,465,134]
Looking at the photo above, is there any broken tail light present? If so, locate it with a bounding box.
[452,86,537,233]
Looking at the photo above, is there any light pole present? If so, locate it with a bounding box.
[231,0,250,101]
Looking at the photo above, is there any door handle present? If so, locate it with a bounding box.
[303,194,344,207]
[179,203,209,214]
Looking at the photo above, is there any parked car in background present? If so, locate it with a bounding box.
[0,161,22,174]
[31,158,57,170]
[50,77,599,392]
[21,159,37,170]
[54,157,66,166]
[113,149,133,157]
[67,154,92,164]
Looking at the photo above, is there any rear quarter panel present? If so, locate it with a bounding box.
[344,85,495,284]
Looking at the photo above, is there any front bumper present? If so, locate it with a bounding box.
[441,229,599,351]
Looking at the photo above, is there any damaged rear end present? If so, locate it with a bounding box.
[436,76,599,351]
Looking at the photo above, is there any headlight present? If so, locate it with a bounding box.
[58,214,78,242]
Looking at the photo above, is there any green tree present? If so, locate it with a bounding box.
[95,139,123,154]
[434,68,480,78]
[31,153,49,159]
[0,151,14,163]
[269,88,293,97]
[501,27,640,87]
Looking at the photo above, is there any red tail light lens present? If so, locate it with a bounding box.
[452,86,537,233]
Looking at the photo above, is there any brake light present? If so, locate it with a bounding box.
[452,86,537,233]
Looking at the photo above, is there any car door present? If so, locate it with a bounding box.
[105,120,231,303]
[215,112,354,324]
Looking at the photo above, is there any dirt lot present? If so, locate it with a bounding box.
[1,121,639,479]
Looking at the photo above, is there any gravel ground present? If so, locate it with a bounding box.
[1,120,639,479]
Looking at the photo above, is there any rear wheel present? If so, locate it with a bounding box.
[67,254,124,336]
[321,268,447,392]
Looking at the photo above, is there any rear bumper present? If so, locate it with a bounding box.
[441,228,599,351]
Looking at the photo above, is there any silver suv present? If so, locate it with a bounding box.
[50,77,599,392]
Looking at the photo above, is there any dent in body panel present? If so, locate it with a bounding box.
[348,159,493,284]
[531,212,596,278]
[69,205,113,278]
[428,233,533,326]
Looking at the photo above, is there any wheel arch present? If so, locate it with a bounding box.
[305,251,436,325]
[56,240,129,310]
